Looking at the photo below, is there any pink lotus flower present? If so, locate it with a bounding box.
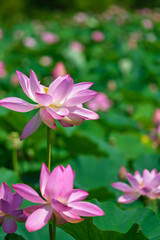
[112,169,160,203]
[39,56,53,67]
[23,37,37,48]
[41,32,59,44]
[12,163,104,232]
[142,19,153,29]
[150,126,160,148]
[91,31,104,42]
[73,12,88,23]
[0,70,99,140]
[0,61,6,78]
[0,182,26,233]
[0,29,3,40]
[153,109,160,125]
[70,41,84,52]
[52,62,67,79]
[87,92,111,112]
[11,74,19,86]
[118,166,127,182]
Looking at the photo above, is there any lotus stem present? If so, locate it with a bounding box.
[47,126,52,239]
[47,127,51,171]
[49,224,52,240]
[52,214,56,240]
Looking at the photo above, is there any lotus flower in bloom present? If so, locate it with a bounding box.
[0,70,99,140]
[11,73,19,86]
[70,41,84,52]
[41,32,59,44]
[112,169,160,203]
[0,182,26,233]
[150,126,160,148]
[142,19,153,29]
[153,109,160,125]
[12,163,104,232]
[0,61,6,78]
[23,37,37,48]
[39,56,53,67]
[87,92,111,112]
[91,30,104,42]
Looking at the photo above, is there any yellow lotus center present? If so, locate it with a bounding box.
[40,87,63,108]
[57,196,66,204]
[44,87,62,107]
[0,211,6,217]
[44,87,48,94]
[139,181,143,188]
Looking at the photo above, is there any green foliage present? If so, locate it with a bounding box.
[4,233,25,240]
[0,168,19,186]
[87,187,115,202]
[110,132,154,159]
[60,220,148,240]
[1,225,74,240]
[94,202,160,239]
[60,202,160,239]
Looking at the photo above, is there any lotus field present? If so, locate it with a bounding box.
[1,5,160,240]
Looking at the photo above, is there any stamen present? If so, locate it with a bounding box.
[139,181,143,188]
[44,87,48,94]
